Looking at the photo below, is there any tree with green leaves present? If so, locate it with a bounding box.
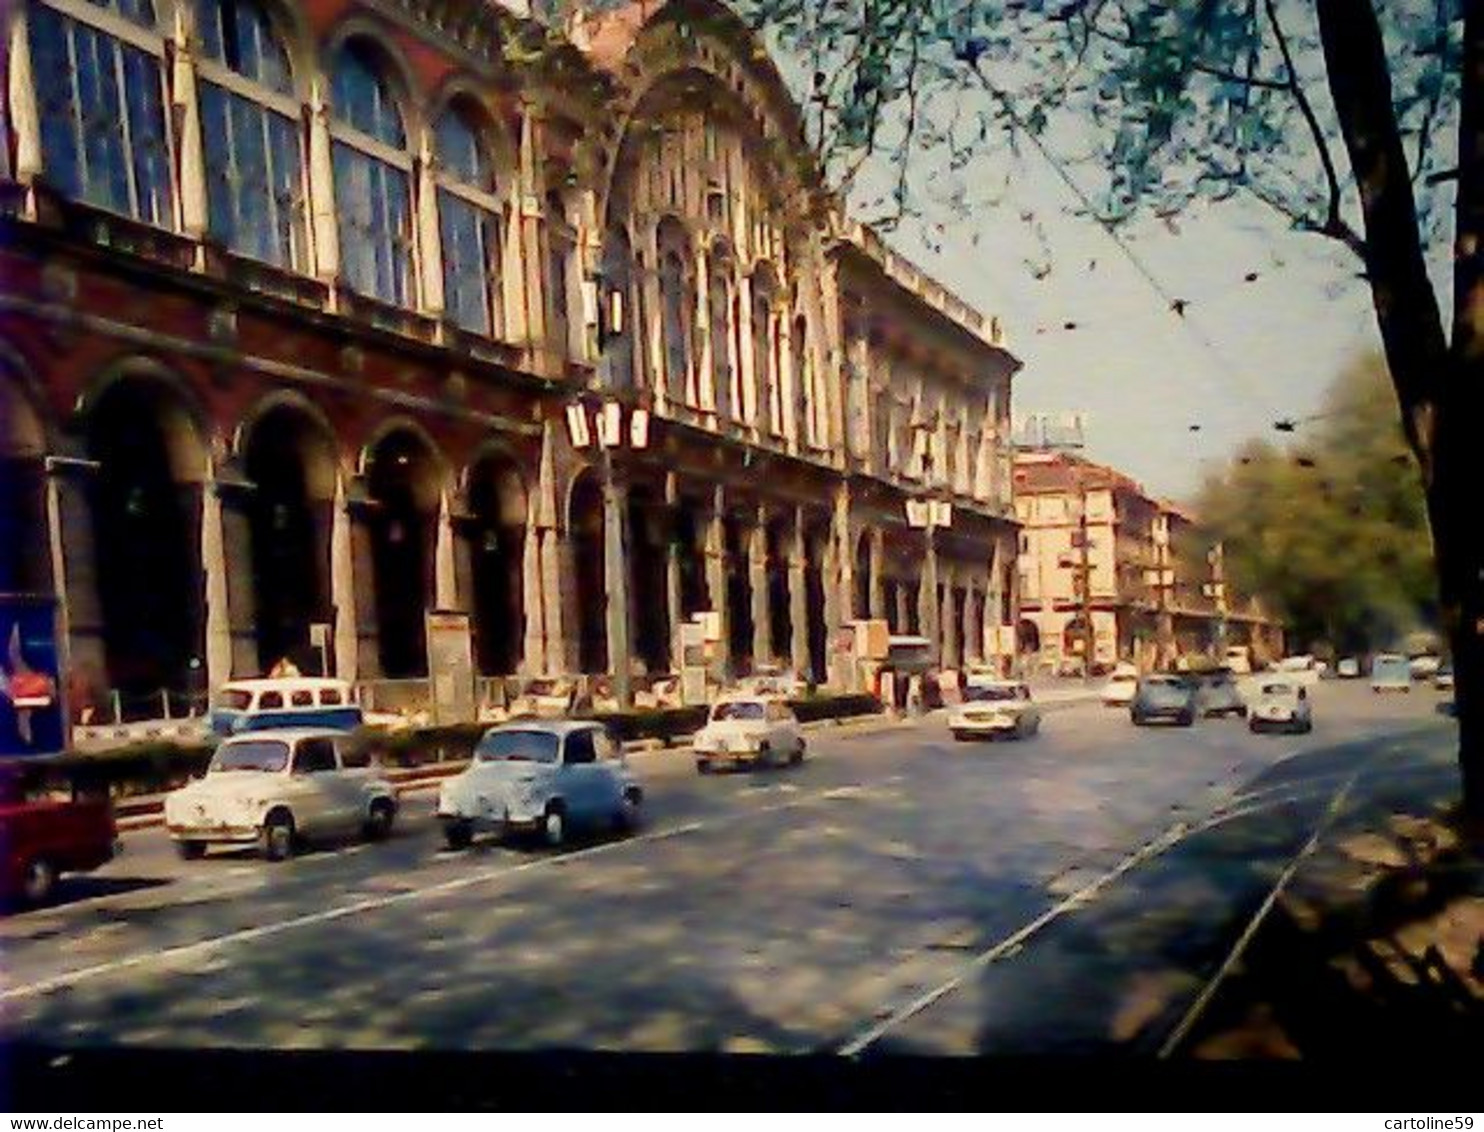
[1196,355,1436,655]
[732,0,1478,809]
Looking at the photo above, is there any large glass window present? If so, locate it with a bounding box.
[30,0,174,226]
[708,244,734,419]
[330,42,412,305]
[657,217,691,404]
[195,0,304,269]
[545,190,572,356]
[435,105,503,336]
[599,226,634,390]
[750,267,777,433]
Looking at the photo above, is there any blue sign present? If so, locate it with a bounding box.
[0,597,65,756]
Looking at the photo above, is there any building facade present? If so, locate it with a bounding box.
[0,0,1020,726]
[1013,450,1283,674]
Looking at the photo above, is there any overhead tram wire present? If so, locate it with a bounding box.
[971,66,1289,425]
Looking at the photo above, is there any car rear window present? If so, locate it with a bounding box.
[965,685,1018,702]
[475,730,560,764]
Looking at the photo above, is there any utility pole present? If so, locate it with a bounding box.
[1075,478,1094,682]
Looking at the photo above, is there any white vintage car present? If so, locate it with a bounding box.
[949,680,1041,741]
[437,721,642,849]
[692,697,806,774]
[1248,679,1314,734]
[164,728,397,861]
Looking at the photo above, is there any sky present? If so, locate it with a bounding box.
[849,152,1388,504]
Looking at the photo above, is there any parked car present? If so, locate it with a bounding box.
[210,677,363,737]
[1275,655,1322,687]
[1370,653,1412,693]
[949,680,1041,741]
[0,770,117,907]
[1193,668,1248,719]
[694,697,806,773]
[1100,666,1139,708]
[1434,663,1455,692]
[164,728,397,861]
[1336,657,1362,679]
[1249,679,1314,734]
[437,721,642,849]
[1409,654,1442,681]
[1131,675,1197,727]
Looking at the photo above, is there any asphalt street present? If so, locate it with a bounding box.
[0,682,1454,1054]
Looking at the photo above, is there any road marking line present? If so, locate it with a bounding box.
[0,783,871,1003]
[837,817,1192,1056]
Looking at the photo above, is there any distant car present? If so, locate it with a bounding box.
[949,680,1041,741]
[164,728,397,861]
[1434,663,1454,691]
[0,770,117,907]
[1131,675,1197,727]
[693,698,806,773]
[1194,669,1248,719]
[1371,653,1412,693]
[1336,657,1362,679]
[1275,656,1322,687]
[437,721,642,849]
[1409,654,1442,681]
[1249,679,1313,734]
[1101,667,1139,707]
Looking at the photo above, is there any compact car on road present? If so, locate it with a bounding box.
[1130,675,1198,727]
[1100,665,1139,707]
[1371,653,1412,693]
[693,697,806,773]
[0,769,116,906]
[437,721,642,848]
[1193,669,1248,719]
[164,728,397,861]
[949,680,1041,741]
[1248,679,1314,734]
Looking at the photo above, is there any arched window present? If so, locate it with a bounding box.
[545,189,572,355]
[330,41,412,305]
[707,242,734,419]
[29,0,173,226]
[195,0,305,269]
[750,265,777,433]
[657,217,691,404]
[599,226,634,390]
[435,104,502,336]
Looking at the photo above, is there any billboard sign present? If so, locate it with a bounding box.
[0,596,66,756]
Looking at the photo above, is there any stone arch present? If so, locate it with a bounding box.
[426,80,519,184]
[238,397,339,674]
[320,19,425,125]
[462,445,528,676]
[1017,617,1041,656]
[364,425,445,678]
[567,467,607,674]
[189,0,318,101]
[80,367,212,707]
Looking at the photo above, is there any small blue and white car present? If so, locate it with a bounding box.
[209,677,364,737]
[436,721,643,849]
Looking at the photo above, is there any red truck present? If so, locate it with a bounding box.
[0,768,117,906]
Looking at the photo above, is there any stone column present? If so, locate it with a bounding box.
[789,510,809,679]
[941,574,960,670]
[664,472,683,670]
[171,13,208,243]
[533,418,565,674]
[517,105,547,351]
[603,454,632,707]
[776,313,796,446]
[693,245,712,413]
[201,476,234,691]
[749,506,770,665]
[415,141,446,320]
[8,5,42,186]
[735,272,757,424]
[919,529,940,665]
[435,488,458,610]
[330,475,358,683]
[308,79,340,285]
[706,486,729,679]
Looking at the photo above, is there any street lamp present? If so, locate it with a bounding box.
[565,395,651,710]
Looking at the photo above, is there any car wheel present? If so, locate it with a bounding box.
[443,820,474,851]
[789,740,805,766]
[615,788,642,833]
[20,857,56,905]
[260,810,296,862]
[175,840,206,861]
[541,803,567,848]
[1178,711,1195,727]
[363,798,395,842]
[1236,707,1249,719]
[1131,713,1144,727]
[696,757,713,775]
